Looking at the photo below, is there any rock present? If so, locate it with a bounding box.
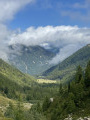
[77,117,90,120]
[50,98,53,102]
[84,117,90,120]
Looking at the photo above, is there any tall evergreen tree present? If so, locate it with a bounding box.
[75,65,83,83]
[59,82,63,94]
[68,82,70,92]
[85,61,90,87]
[42,96,50,112]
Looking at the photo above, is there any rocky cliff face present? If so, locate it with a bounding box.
[8,44,57,75]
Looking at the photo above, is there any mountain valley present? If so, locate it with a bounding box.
[43,45,90,84]
[0,45,90,120]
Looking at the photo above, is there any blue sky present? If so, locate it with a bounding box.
[8,0,90,30]
[0,0,90,63]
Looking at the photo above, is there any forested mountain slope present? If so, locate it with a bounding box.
[0,59,58,101]
[0,59,59,120]
[41,61,90,120]
[43,45,90,83]
[0,59,35,86]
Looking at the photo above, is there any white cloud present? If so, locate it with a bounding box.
[0,0,35,60]
[0,0,90,65]
[50,44,82,64]
[8,25,90,64]
[9,25,79,46]
[9,26,90,47]
[0,24,11,60]
[0,24,90,64]
[0,0,34,23]
[0,25,90,64]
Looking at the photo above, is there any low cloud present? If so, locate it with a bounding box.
[50,44,82,64]
[0,0,35,60]
[0,25,90,64]
[0,0,90,64]
[0,24,11,60]
[8,25,90,64]
[8,25,83,46]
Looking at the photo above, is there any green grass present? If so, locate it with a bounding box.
[37,79,56,83]
[0,117,12,120]
[0,59,36,86]
[0,95,15,119]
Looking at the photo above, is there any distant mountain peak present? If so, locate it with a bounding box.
[8,44,56,75]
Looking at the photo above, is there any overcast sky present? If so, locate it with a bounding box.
[0,0,90,64]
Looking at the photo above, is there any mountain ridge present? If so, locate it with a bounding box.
[8,44,56,75]
[0,58,36,86]
[43,45,90,83]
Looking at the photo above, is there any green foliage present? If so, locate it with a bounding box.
[41,61,90,120]
[59,83,63,94]
[66,99,76,113]
[42,97,50,112]
[5,102,25,120]
[36,102,41,113]
[5,102,15,119]
[68,82,70,92]
[85,60,90,87]
[0,59,58,101]
[0,59,36,86]
[1,47,90,120]
[75,65,83,83]
[0,73,23,99]
[5,102,47,120]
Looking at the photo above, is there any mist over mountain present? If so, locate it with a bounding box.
[7,44,57,75]
[0,26,90,66]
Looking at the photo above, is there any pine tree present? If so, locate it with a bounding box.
[15,95,25,120]
[75,65,83,83]
[67,99,76,113]
[42,96,50,112]
[59,82,63,94]
[68,82,70,92]
[85,61,90,87]
[37,102,41,113]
